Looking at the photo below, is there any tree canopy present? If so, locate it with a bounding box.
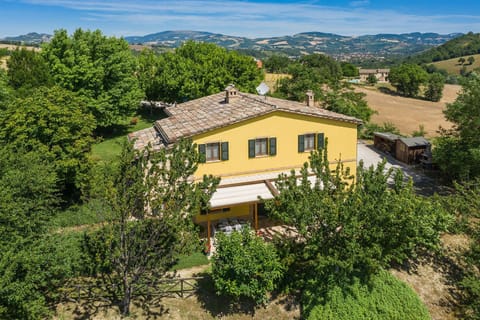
[138,41,263,102]
[42,29,143,128]
[7,47,51,92]
[0,86,95,197]
[434,73,480,181]
[389,63,428,97]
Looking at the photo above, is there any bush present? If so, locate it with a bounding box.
[360,122,401,140]
[211,226,283,305]
[306,270,430,320]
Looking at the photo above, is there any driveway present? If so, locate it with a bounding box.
[357,141,441,195]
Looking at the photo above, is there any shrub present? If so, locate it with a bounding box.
[360,122,401,140]
[211,226,283,305]
[306,270,430,320]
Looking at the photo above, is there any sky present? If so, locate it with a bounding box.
[1,0,480,39]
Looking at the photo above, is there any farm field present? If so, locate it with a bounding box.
[356,84,460,137]
[263,73,290,92]
[432,53,480,75]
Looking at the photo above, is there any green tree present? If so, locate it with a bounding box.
[7,47,51,92]
[212,226,283,305]
[468,56,475,65]
[266,145,451,299]
[0,86,95,198]
[142,41,263,102]
[459,57,466,65]
[366,73,378,85]
[82,139,219,316]
[0,148,82,319]
[341,62,359,77]
[424,72,445,102]
[264,55,291,73]
[42,29,143,128]
[434,73,480,181]
[389,63,428,97]
[0,69,12,107]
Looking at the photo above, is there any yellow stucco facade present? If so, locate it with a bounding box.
[193,110,358,180]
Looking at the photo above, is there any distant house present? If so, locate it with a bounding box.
[359,68,390,82]
[373,132,431,165]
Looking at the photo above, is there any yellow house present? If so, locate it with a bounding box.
[129,85,361,245]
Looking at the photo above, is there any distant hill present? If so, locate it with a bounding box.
[124,31,462,59]
[1,31,462,60]
[0,32,51,45]
[405,32,480,64]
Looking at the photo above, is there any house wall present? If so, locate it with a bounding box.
[192,110,358,179]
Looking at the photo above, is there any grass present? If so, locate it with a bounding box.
[264,72,291,92]
[90,108,166,163]
[171,252,210,271]
[431,54,480,75]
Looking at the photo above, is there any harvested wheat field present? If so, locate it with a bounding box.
[356,84,461,137]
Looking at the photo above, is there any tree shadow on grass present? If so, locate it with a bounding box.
[195,272,257,317]
[378,86,400,96]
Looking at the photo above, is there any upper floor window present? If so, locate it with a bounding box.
[198,141,229,163]
[249,137,277,158]
[298,133,325,153]
[206,143,220,162]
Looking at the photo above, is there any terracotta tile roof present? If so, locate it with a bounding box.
[129,90,362,148]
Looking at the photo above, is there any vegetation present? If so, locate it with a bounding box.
[424,72,445,102]
[212,226,283,305]
[306,270,430,320]
[341,62,359,77]
[360,122,401,140]
[82,140,219,316]
[274,53,374,122]
[266,144,451,313]
[0,86,95,198]
[264,54,291,73]
[7,47,51,92]
[138,41,263,102]
[434,73,480,181]
[389,63,428,97]
[406,32,480,64]
[366,73,378,85]
[42,29,143,128]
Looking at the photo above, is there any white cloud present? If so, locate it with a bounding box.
[15,0,480,37]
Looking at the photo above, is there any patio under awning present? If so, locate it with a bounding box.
[209,181,276,209]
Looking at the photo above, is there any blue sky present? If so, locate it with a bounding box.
[1,0,480,38]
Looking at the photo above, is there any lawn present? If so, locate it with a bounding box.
[90,108,166,163]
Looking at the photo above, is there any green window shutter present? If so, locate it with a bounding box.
[198,144,206,163]
[269,137,277,156]
[317,133,325,150]
[248,139,255,158]
[221,142,229,161]
[298,135,305,153]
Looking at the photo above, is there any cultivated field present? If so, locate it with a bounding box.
[264,73,290,92]
[356,84,461,137]
[432,53,480,75]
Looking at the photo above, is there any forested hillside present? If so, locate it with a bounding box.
[406,32,480,64]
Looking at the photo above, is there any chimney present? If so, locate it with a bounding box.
[306,90,314,107]
[225,84,239,103]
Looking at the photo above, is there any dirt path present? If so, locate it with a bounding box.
[356,84,461,137]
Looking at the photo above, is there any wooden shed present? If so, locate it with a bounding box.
[395,137,431,165]
[373,132,401,156]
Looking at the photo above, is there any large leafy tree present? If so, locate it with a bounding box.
[266,145,451,298]
[42,29,143,128]
[389,63,428,97]
[7,47,52,92]
[82,139,219,316]
[424,72,445,102]
[0,86,95,197]
[434,73,480,181]
[138,41,263,102]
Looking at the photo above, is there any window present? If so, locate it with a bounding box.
[255,138,268,156]
[249,137,277,158]
[206,143,220,161]
[298,133,325,152]
[304,133,315,151]
[198,141,229,163]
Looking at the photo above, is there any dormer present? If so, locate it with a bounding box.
[225,84,239,103]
